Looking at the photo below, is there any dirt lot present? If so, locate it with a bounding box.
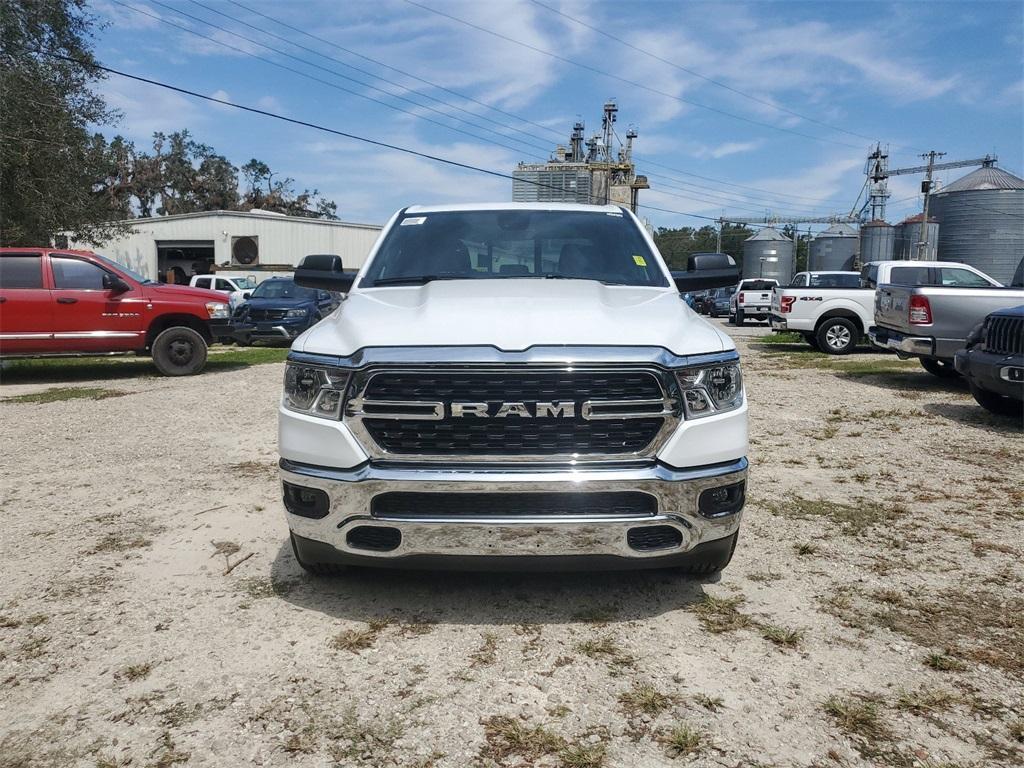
[1,323,1021,768]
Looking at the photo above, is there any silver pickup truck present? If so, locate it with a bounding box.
[869,263,1024,376]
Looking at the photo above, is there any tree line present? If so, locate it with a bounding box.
[0,0,337,247]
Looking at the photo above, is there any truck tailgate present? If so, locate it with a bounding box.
[874,284,914,333]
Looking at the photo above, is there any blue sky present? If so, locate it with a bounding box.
[90,0,1023,232]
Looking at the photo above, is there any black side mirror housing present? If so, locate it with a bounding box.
[672,252,739,292]
[242,292,251,300]
[103,273,131,293]
[294,254,355,293]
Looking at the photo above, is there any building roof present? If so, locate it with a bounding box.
[745,227,790,241]
[818,222,858,237]
[937,166,1024,194]
[897,213,939,225]
[112,209,381,230]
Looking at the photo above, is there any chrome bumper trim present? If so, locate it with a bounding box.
[868,328,933,357]
[279,458,747,560]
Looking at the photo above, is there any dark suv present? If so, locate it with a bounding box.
[954,305,1023,418]
[232,277,338,346]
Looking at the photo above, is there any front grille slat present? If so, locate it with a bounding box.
[358,370,669,457]
[983,316,1023,356]
[372,492,657,519]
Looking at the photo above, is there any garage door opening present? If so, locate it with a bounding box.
[157,241,215,284]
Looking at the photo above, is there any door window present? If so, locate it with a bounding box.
[938,268,992,287]
[790,274,808,287]
[0,255,43,288]
[194,277,211,289]
[888,266,932,286]
[51,257,110,290]
[215,279,235,291]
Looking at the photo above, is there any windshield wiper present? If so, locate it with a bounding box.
[370,275,468,287]
[544,274,630,286]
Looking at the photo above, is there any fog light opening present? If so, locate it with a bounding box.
[698,481,745,518]
[283,482,331,519]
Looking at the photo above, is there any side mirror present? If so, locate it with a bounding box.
[103,273,131,293]
[672,253,739,292]
[242,292,252,300]
[294,253,355,293]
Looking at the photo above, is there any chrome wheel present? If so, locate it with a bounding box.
[825,324,852,350]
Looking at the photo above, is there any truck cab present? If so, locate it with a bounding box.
[275,203,748,575]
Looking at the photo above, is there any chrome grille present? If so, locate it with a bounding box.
[345,367,679,463]
[983,315,1023,356]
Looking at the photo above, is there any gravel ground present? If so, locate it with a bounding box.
[1,321,1022,768]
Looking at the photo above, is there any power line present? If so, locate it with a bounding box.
[528,0,882,145]
[116,0,551,160]
[29,48,726,223]
[401,0,866,150]
[125,0,856,214]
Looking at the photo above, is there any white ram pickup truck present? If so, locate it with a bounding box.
[769,271,870,354]
[277,203,748,575]
[729,278,779,325]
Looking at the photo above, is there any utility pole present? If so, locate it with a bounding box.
[917,150,945,260]
[716,220,722,253]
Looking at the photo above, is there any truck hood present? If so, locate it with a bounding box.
[295,279,732,356]
[146,284,229,303]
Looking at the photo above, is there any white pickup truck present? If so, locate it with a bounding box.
[729,278,779,325]
[276,203,749,576]
[770,271,871,354]
[189,274,257,308]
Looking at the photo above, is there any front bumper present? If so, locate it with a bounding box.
[954,348,1024,401]
[279,457,747,569]
[233,318,309,341]
[868,325,933,358]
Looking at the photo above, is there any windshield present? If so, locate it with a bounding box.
[809,273,860,288]
[251,279,316,300]
[739,280,777,291]
[94,253,153,284]
[361,209,669,288]
[235,277,257,290]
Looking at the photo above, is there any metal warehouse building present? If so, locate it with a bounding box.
[67,209,382,284]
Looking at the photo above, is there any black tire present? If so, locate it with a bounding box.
[677,532,738,576]
[237,336,252,347]
[735,310,745,326]
[815,317,859,355]
[802,332,821,351]
[968,382,1024,418]
[151,326,207,376]
[709,308,718,318]
[920,357,959,378]
[290,533,346,576]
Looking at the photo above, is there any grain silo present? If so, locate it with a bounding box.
[894,214,939,260]
[743,227,794,282]
[860,220,896,262]
[930,165,1024,284]
[809,222,859,271]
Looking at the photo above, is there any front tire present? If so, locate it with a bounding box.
[151,326,207,376]
[920,357,959,378]
[735,310,745,326]
[969,382,1024,418]
[802,332,821,351]
[816,317,859,355]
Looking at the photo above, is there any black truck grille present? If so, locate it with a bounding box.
[248,308,288,321]
[983,315,1023,356]
[360,370,667,457]
[372,492,657,519]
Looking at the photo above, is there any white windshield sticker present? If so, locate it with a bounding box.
[401,216,427,226]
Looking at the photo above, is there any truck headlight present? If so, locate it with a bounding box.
[283,363,349,419]
[676,363,744,419]
[286,308,308,318]
[206,302,230,319]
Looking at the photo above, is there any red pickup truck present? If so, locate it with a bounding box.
[0,248,232,375]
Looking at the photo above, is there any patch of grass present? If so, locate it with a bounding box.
[693,693,723,712]
[693,595,753,634]
[924,652,968,672]
[236,576,299,600]
[794,542,817,556]
[571,605,619,625]
[559,742,606,767]
[971,540,1018,558]
[822,694,892,747]
[116,662,152,682]
[328,705,404,764]
[480,715,565,763]
[470,631,499,667]
[761,624,804,648]
[575,636,622,659]
[618,682,673,717]
[18,636,49,659]
[764,494,905,535]
[330,627,379,653]
[1,386,127,404]
[89,531,153,553]
[1010,719,1024,743]
[759,331,803,345]
[894,687,959,714]
[0,347,288,384]
[229,460,275,477]
[0,615,22,629]
[659,724,703,757]
[747,570,782,583]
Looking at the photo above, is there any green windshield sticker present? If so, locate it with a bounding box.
[633,255,647,267]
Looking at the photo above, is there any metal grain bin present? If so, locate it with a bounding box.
[743,227,794,282]
[809,222,859,271]
[860,220,896,262]
[894,214,939,260]
[930,166,1024,284]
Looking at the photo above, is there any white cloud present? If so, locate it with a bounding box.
[99,77,206,143]
[694,141,763,160]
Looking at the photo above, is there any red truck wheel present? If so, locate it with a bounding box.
[152,326,208,376]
